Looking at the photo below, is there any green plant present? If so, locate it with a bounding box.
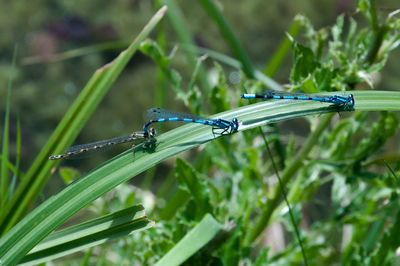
[1,1,400,265]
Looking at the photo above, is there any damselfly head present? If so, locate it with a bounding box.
[348,94,355,108]
[231,118,239,132]
[143,127,156,138]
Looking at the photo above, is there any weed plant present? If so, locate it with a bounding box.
[1,1,400,265]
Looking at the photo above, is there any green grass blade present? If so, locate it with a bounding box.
[0,156,24,181]
[80,247,92,266]
[158,189,190,220]
[1,45,18,208]
[350,90,400,110]
[260,133,309,265]
[264,17,301,77]
[197,0,255,79]
[0,6,168,235]
[5,115,22,205]
[9,116,22,198]
[19,205,153,266]
[21,41,129,65]
[160,0,210,92]
[154,214,222,266]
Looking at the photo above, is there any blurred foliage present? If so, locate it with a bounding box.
[1,0,400,265]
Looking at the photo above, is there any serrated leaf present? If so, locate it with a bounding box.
[140,39,171,68]
[314,66,333,91]
[290,43,318,84]
[370,208,400,265]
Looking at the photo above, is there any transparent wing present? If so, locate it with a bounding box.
[263,90,331,98]
[49,132,147,160]
[145,108,210,121]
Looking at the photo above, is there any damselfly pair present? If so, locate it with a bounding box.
[50,90,354,160]
[49,108,239,160]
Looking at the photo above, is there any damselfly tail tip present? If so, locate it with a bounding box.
[241,93,252,99]
[241,93,256,99]
[49,155,60,160]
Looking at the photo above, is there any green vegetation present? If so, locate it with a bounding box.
[1,0,400,265]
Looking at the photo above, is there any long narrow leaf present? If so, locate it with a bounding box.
[21,41,129,65]
[19,205,153,266]
[264,17,301,77]
[1,45,18,208]
[160,0,210,92]
[198,0,255,78]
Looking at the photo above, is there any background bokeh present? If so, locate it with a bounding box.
[1,0,399,215]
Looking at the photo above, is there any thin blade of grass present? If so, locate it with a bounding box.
[197,0,255,79]
[244,113,335,245]
[260,131,308,265]
[1,45,18,208]
[0,156,24,181]
[7,116,21,204]
[264,17,301,77]
[160,0,210,92]
[19,205,153,266]
[21,41,129,65]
